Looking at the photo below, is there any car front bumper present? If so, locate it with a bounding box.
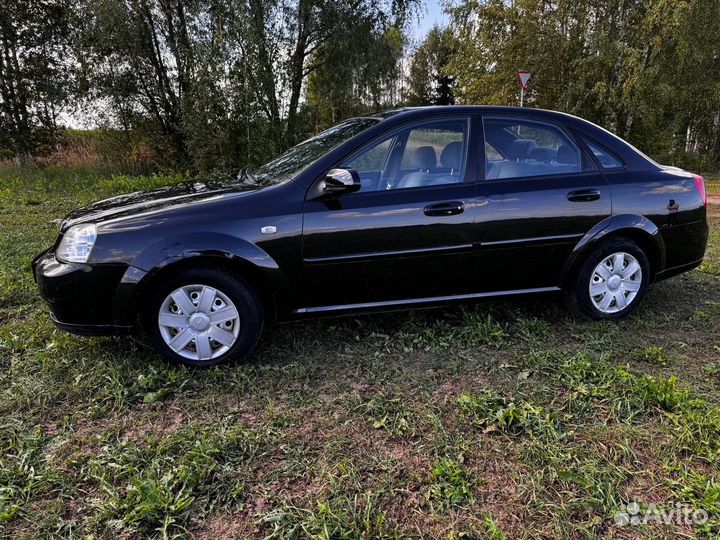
[32,249,134,336]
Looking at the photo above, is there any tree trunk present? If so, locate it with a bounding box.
[285,0,313,146]
[0,28,32,158]
[248,0,282,150]
[135,0,186,161]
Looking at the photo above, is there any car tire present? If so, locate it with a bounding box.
[142,266,264,367]
[565,238,650,320]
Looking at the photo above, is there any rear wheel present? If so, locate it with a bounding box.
[143,267,264,367]
[565,239,650,320]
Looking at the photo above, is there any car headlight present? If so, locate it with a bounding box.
[57,224,97,263]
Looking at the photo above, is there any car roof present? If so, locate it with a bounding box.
[361,105,588,125]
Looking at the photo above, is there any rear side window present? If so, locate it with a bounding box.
[483,117,581,180]
[584,139,624,169]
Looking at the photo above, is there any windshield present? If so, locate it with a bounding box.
[253,118,380,184]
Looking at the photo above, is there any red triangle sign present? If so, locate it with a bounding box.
[518,71,532,90]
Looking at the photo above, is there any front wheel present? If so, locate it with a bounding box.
[143,267,264,367]
[565,239,650,320]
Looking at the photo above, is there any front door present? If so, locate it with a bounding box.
[301,117,481,310]
[473,115,612,292]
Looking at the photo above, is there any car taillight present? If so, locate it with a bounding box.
[693,174,707,207]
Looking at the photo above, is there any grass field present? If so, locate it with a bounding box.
[1,168,720,540]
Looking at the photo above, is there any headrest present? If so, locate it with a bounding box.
[556,144,577,164]
[440,141,463,170]
[530,147,556,162]
[506,139,537,160]
[412,146,436,171]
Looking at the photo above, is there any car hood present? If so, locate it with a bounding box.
[61,177,262,231]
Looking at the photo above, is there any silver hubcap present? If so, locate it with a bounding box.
[158,284,240,361]
[589,252,642,314]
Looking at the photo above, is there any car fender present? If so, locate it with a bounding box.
[561,214,666,287]
[112,233,289,326]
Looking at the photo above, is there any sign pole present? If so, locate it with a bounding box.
[520,87,525,107]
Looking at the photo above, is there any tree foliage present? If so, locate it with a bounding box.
[72,0,419,171]
[447,0,720,170]
[1,0,720,172]
[405,25,457,106]
[306,25,406,132]
[0,0,73,160]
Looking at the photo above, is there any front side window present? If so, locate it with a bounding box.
[347,138,392,173]
[483,117,582,180]
[342,119,468,192]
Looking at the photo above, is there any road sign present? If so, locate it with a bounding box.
[517,71,531,89]
[517,71,531,107]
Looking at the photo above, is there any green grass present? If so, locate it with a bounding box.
[1,171,719,539]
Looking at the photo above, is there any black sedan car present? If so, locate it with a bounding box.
[33,107,708,366]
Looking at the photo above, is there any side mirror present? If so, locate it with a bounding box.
[322,168,361,196]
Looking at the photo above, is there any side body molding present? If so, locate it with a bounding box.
[113,233,288,326]
[561,214,666,287]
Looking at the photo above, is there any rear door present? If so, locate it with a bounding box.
[301,116,482,310]
[474,114,611,291]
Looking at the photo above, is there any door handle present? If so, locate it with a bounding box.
[424,201,464,216]
[567,189,601,202]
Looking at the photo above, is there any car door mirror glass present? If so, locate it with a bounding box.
[323,168,361,196]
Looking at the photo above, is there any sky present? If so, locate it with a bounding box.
[411,0,449,42]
